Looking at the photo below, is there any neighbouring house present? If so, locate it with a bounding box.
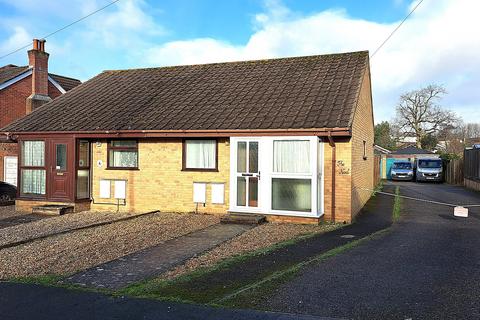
[374,145,391,180]
[1,51,374,223]
[386,145,438,179]
[0,39,81,187]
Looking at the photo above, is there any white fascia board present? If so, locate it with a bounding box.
[48,75,67,94]
[0,69,32,91]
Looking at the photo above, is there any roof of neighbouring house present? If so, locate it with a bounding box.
[374,145,391,154]
[1,51,370,133]
[391,145,434,155]
[0,64,81,91]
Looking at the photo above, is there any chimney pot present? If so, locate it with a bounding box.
[32,39,40,50]
[39,39,46,52]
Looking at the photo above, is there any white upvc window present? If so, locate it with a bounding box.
[270,138,318,214]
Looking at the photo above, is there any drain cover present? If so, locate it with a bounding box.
[340,234,356,239]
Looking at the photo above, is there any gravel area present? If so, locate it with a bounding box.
[0,211,155,248]
[160,222,340,280]
[0,212,219,279]
[0,206,26,220]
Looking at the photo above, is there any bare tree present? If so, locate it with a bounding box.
[393,84,459,148]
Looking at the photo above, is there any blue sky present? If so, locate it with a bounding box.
[0,0,479,123]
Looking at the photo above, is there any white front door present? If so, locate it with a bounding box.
[231,139,262,213]
[230,136,324,218]
[4,156,18,186]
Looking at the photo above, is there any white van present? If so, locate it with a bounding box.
[415,158,443,182]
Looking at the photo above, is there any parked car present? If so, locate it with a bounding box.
[0,181,16,202]
[415,158,443,182]
[390,161,414,181]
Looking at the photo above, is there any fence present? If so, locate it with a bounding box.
[444,158,463,185]
[374,154,381,185]
[464,148,480,180]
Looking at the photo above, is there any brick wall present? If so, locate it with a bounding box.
[90,138,230,214]
[350,69,375,219]
[0,75,62,128]
[323,138,353,223]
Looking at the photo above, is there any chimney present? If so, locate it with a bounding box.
[26,39,52,114]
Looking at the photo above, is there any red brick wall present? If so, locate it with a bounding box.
[0,75,62,128]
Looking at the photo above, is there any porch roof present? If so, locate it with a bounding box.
[1,51,369,136]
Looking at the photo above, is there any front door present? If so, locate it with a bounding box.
[49,140,73,200]
[233,139,261,212]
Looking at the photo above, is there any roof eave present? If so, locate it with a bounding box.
[2,127,352,139]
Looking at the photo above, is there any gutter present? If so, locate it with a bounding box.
[1,127,352,139]
[327,131,336,222]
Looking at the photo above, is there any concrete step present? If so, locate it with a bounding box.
[220,213,266,225]
[32,205,74,216]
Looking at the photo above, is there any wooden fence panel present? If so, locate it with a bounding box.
[444,158,463,185]
[464,149,480,180]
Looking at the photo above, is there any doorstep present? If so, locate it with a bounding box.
[221,212,266,225]
[32,205,74,216]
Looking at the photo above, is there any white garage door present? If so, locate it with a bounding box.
[4,156,18,186]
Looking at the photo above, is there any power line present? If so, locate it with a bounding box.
[0,0,121,60]
[371,0,424,58]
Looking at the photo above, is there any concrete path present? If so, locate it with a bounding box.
[257,182,480,319]
[0,282,336,320]
[65,223,252,289]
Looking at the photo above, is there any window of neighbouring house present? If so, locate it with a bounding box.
[108,140,138,169]
[272,140,312,212]
[183,139,217,170]
[21,141,46,195]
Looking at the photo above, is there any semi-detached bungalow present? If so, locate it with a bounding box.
[1,51,374,223]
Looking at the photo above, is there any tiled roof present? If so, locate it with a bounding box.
[49,73,82,91]
[2,51,369,133]
[0,64,81,91]
[0,65,29,84]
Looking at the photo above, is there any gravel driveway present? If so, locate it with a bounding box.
[0,210,156,248]
[0,212,218,279]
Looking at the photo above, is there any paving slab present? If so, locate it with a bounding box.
[65,223,252,289]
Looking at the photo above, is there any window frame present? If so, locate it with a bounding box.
[19,140,47,198]
[182,138,219,172]
[363,140,368,160]
[270,138,314,213]
[106,139,139,170]
[75,140,91,200]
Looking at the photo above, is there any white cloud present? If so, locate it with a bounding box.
[80,0,166,48]
[143,0,480,123]
[0,26,31,55]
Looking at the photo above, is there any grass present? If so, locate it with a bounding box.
[393,186,402,222]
